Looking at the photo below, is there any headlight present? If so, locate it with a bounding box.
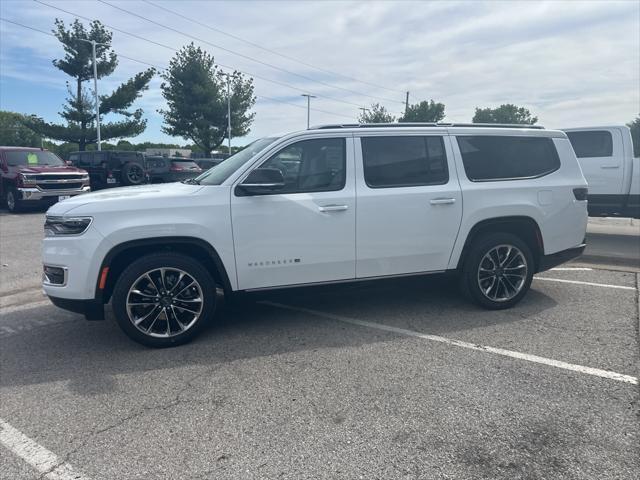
[44,216,92,236]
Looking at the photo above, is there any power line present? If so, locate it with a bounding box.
[33,0,369,110]
[0,17,355,121]
[141,0,404,96]
[96,0,404,106]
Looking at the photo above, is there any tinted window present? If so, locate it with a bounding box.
[566,131,613,158]
[361,136,448,188]
[260,138,346,193]
[5,150,65,167]
[457,136,560,181]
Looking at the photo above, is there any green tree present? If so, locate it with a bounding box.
[160,43,256,156]
[24,19,155,150]
[627,115,639,157]
[472,104,538,124]
[0,111,42,147]
[399,100,445,123]
[358,103,396,123]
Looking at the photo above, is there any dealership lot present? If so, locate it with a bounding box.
[1,212,639,479]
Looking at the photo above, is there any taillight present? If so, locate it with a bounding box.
[170,165,184,172]
[573,188,588,201]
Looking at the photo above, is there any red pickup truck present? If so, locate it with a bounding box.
[0,147,90,213]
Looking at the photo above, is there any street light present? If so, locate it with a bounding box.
[301,94,316,129]
[223,74,232,155]
[77,39,108,151]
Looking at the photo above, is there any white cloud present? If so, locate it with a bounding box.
[0,0,638,144]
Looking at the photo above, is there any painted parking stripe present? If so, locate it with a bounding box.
[534,277,636,291]
[262,302,638,386]
[550,267,593,271]
[0,418,90,480]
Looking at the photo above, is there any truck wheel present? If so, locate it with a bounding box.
[111,253,217,347]
[460,232,534,310]
[5,187,22,213]
[121,163,145,186]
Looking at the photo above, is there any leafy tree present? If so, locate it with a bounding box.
[0,111,41,147]
[473,104,538,124]
[399,100,445,123]
[160,43,256,156]
[23,19,155,150]
[358,103,396,123]
[43,141,78,160]
[627,115,639,157]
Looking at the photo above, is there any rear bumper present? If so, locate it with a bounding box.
[48,295,105,320]
[18,185,90,201]
[537,243,586,272]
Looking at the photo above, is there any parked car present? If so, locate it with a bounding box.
[0,147,90,213]
[68,150,146,190]
[563,125,639,218]
[145,156,202,183]
[193,154,229,171]
[43,123,587,347]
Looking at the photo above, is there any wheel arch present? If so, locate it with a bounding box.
[96,236,233,303]
[456,216,544,272]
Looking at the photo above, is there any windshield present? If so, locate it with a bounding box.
[195,137,280,185]
[6,150,65,167]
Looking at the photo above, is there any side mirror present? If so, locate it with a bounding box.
[236,168,285,196]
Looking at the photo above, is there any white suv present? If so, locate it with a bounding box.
[42,124,588,347]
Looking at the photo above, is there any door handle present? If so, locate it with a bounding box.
[429,198,456,205]
[600,165,620,169]
[318,204,349,212]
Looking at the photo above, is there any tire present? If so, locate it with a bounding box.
[459,232,534,310]
[121,163,145,186]
[5,186,22,213]
[111,252,217,347]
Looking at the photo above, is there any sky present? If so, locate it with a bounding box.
[0,0,638,147]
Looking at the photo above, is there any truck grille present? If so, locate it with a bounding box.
[38,182,83,190]
[34,174,85,181]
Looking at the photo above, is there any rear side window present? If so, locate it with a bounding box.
[566,131,613,158]
[457,136,560,182]
[361,136,448,188]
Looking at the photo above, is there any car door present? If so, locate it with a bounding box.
[231,135,356,290]
[355,134,463,278]
[565,128,624,196]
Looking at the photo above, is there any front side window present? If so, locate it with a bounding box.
[361,136,448,188]
[259,137,346,194]
[457,135,560,181]
[566,131,613,158]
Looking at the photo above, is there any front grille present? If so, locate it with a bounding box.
[34,174,85,181]
[38,183,83,190]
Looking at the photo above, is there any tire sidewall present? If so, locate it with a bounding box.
[112,253,217,347]
[462,232,534,310]
[122,163,144,186]
[6,187,20,213]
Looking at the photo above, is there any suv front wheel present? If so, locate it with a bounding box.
[112,253,217,347]
[460,232,534,309]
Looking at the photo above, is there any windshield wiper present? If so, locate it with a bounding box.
[182,178,200,185]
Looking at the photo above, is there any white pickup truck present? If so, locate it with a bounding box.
[563,126,639,218]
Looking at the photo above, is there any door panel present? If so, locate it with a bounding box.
[355,135,462,278]
[231,136,356,290]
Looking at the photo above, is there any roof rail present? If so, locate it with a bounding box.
[310,122,544,130]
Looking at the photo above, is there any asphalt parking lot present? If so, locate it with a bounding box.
[1,211,639,480]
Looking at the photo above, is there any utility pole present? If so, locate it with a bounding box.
[225,74,232,155]
[301,94,316,129]
[78,39,108,151]
[405,91,410,115]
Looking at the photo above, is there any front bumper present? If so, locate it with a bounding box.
[537,243,586,272]
[18,185,91,201]
[48,295,104,320]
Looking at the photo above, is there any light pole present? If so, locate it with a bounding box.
[226,74,231,155]
[77,39,108,151]
[301,94,316,129]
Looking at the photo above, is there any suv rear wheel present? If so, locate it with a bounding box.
[112,253,217,347]
[121,163,145,186]
[460,232,534,309]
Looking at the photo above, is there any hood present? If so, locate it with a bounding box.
[16,165,87,174]
[48,182,206,215]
